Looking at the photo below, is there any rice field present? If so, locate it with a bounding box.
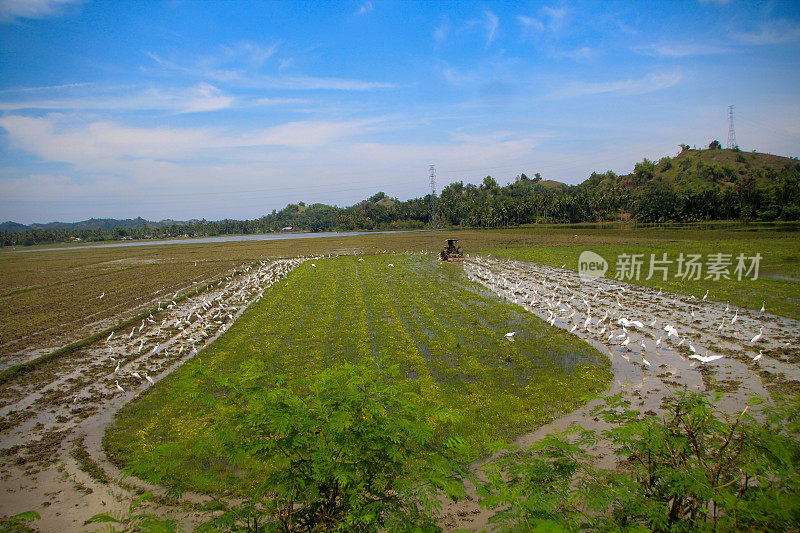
[485,231,800,320]
[104,254,611,494]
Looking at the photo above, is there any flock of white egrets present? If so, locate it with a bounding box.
[100,257,306,397]
[465,256,773,375]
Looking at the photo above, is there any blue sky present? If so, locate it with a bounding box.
[1,0,798,224]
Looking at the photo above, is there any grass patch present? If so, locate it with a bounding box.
[105,254,611,495]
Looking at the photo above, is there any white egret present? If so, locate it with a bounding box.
[702,290,709,301]
[753,350,763,361]
[145,373,154,384]
[689,353,723,364]
[751,327,763,344]
[504,331,516,341]
[115,380,124,392]
[99,292,105,299]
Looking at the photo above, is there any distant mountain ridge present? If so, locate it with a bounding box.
[0,217,198,234]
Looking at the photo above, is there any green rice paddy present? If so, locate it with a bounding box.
[105,254,611,494]
[486,233,800,320]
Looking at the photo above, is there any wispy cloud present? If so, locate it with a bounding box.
[547,71,683,99]
[433,16,449,42]
[0,82,92,94]
[733,19,800,45]
[483,11,499,44]
[0,114,388,167]
[0,83,235,114]
[181,83,234,113]
[634,41,734,58]
[355,1,373,15]
[145,48,394,91]
[517,15,544,32]
[519,4,569,35]
[541,4,568,32]
[464,11,500,46]
[246,119,379,149]
[0,0,83,22]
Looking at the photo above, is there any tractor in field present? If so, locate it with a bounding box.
[439,239,463,262]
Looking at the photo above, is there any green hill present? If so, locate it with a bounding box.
[579,146,800,222]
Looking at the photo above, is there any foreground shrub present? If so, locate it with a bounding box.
[481,392,800,532]
[194,361,468,532]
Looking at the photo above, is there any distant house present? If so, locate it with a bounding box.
[281,226,293,231]
[69,236,81,242]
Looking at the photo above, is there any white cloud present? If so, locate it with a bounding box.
[0,114,385,168]
[355,1,373,15]
[635,41,734,57]
[144,49,394,91]
[518,4,569,38]
[541,5,568,32]
[548,72,683,99]
[484,11,499,44]
[0,173,123,202]
[517,15,544,32]
[0,0,83,21]
[0,115,218,163]
[433,16,450,42]
[245,119,378,149]
[733,19,800,45]
[181,83,234,113]
[0,83,235,114]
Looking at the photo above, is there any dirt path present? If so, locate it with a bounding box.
[1,254,797,532]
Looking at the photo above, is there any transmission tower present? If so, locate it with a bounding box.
[429,164,438,228]
[727,105,737,149]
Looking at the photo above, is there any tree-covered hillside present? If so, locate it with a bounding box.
[3,145,799,246]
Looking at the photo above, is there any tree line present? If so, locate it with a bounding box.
[3,147,799,247]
